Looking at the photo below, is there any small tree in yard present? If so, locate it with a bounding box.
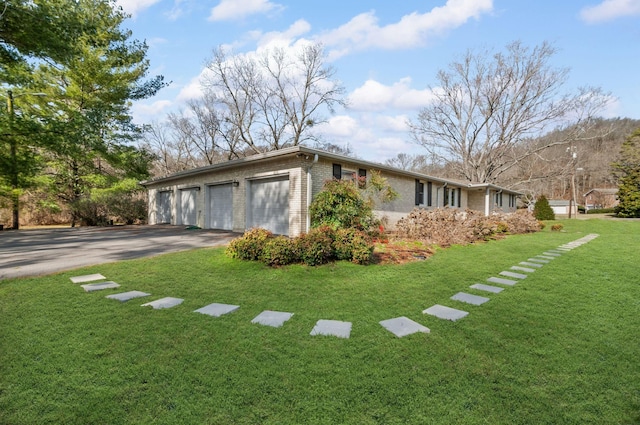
[533,194,555,220]
[612,128,640,218]
[309,179,377,230]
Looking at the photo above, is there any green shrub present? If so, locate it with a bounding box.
[296,227,335,266]
[261,236,298,266]
[496,221,509,233]
[226,228,273,261]
[551,223,564,232]
[533,195,555,220]
[309,179,377,230]
[332,228,374,264]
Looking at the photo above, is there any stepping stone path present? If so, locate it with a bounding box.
[251,310,294,328]
[499,271,528,280]
[70,273,106,283]
[487,276,518,286]
[81,281,120,292]
[526,258,548,263]
[423,304,468,321]
[141,297,184,309]
[451,292,489,306]
[470,283,504,293]
[194,303,239,317]
[511,266,536,273]
[310,320,352,339]
[519,261,543,268]
[74,234,599,340]
[380,317,430,338]
[106,291,150,302]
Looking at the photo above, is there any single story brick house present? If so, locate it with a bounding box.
[141,146,522,236]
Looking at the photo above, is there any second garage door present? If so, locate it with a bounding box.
[179,188,198,225]
[247,176,289,235]
[208,183,233,230]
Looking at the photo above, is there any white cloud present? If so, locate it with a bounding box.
[320,0,493,59]
[256,19,312,48]
[176,69,210,101]
[131,100,173,123]
[317,115,360,138]
[348,78,436,112]
[209,0,282,22]
[580,0,640,23]
[115,0,161,17]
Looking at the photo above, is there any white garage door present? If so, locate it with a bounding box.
[208,184,233,230]
[157,191,172,224]
[247,176,289,235]
[179,188,198,225]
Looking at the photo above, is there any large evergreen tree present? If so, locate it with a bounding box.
[612,128,640,218]
[1,0,165,228]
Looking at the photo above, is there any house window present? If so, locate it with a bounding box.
[415,180,424,206]
[358,169,367,188]
[495,191,503,207]
[509,194,516,208]
[457,188,462,208]
[427,182,432,207]
[332,164,342,180]
[450,188,456,207]
[443,187,449,206]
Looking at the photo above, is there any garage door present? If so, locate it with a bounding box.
[208,184,233,230]
[247,176,289,235]
[156,191,172,224]
[179,188,198,225]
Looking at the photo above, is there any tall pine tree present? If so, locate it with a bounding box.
[612,128,640,218]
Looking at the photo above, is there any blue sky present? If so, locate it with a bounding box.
[118,0,640,162]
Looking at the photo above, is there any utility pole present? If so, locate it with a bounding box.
[567,146,578,219]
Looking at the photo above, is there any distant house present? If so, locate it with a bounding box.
[548,199,577,217]
[141,146,522,237]
[583,188,618,210]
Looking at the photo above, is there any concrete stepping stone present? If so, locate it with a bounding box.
[500,271,528,279]
[451,292,490,306]
[141,297,184,309]
[470,283,504,293]
[511,265,536,273]
[547,250,564,254]
[527,258,549,263]
[251,310,294,328]
[70,273,106,283]
[537,255,556,260]
[310,320,352,339]
[423,304,469,321]
[487,276,517,286]
[81,281,120,292]
[542,252,562,257]
[520,261,543,268]
[106,291,151,302]
[380,317,430,337]
[195,303,239,317]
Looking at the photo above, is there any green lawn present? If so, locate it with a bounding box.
[1,219,638,424]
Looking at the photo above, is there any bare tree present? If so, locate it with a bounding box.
[202,43,345,154]
[410,41,611,184]
[139,121,195,177]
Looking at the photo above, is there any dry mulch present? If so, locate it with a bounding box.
[372,240,435,265]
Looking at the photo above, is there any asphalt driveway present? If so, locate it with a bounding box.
[0,225,237,280]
